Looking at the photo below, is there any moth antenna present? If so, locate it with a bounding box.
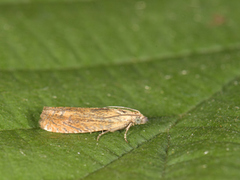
[102,113,142,119]
[106,106,140,113]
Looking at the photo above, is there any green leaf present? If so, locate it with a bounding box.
[0,0,240,180]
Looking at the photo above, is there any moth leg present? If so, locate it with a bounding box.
[124,122,133,143]
[97,130,110,141]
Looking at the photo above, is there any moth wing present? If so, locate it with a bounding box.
[68,115,130,133]
[39,107,130,133]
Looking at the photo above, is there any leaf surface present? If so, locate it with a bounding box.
[0,0,240,180]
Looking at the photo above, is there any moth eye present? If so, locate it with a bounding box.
[135,117,141,124]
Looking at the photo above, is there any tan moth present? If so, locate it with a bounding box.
[39,106,148,142]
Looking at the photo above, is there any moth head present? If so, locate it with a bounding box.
[134,115,148,125]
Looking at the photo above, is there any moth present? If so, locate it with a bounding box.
[39,106,148,142]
